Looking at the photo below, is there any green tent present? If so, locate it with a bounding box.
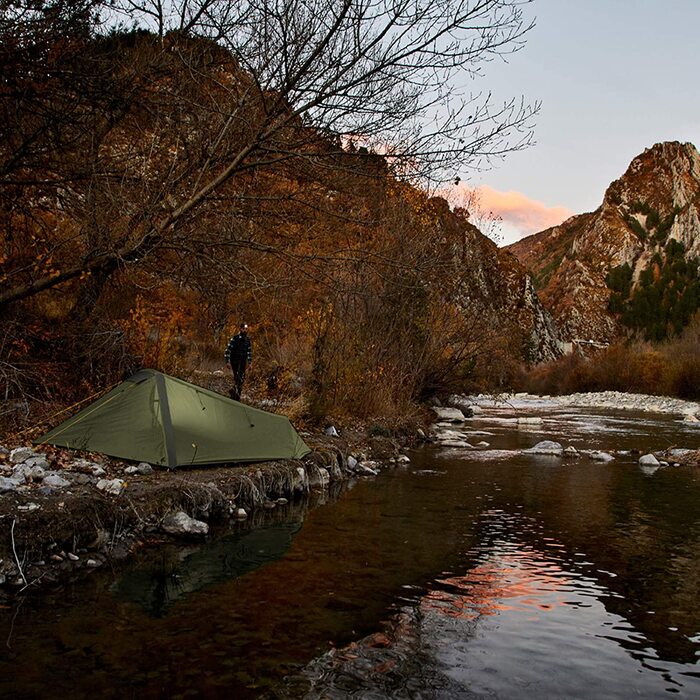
[35,369,310,467]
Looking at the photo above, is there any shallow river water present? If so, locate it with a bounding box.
[2,402,700,699]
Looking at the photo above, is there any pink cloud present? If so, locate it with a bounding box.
[450,184,573,237]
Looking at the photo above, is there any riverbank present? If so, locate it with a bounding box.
[2,388,699,596]
[0,427,417,594]
[469,390,700,417]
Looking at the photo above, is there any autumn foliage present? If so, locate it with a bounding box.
[0,10,536,435]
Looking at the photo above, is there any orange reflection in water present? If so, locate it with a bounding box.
[421,553,570,622]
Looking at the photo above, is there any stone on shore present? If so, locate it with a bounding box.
[564,446,579,456]
[639,454,660,467]
[96,478,125,495]
[591,451,615,462]
[523,440,563,456]
[161,511,209,537]
[431,407,466,423]
[518,416,543,426]
[10,447,36,464]
[43,473,71,488]
[0,476,18,492]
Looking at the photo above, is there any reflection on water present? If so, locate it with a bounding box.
[1,405,700,698]
[113,523,302,617]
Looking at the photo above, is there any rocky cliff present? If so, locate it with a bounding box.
[507,142,700,343]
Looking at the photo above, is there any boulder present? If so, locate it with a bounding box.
[639,454,660,467]
[523,440,563,456]
[72,459,106,476]
[25,456,50,470]
[13,463,45,481]
[43,473,71,488]
[446,395,475,417]
[0,476,17,493]
[161,511,209,538]
[96,478,125,495]
[431,407,466,423]
[9,447,36,464]
[591,452,615,462]
[124,463,153,476]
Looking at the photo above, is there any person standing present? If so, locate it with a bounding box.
[224,323,252,400]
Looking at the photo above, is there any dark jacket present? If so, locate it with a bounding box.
[224,333,252,365]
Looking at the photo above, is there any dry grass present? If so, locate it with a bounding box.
[520,315,700,399]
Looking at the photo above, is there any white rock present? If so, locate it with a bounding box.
[9,447,36,464]
[161,511,209,537]
[17,502,40,512]
[43,474,71,488]
[358,461,379,476]
[25,456,49,470]
[135,462,153,474]
[96,478,125,495]
[683,414,699,423]
[317,467,330,487]
[439,440,474,448]
[668,448,693,458]
[475,441,490,448]
[86,559,100,568]
[518,416,543,426]
[67,553,79,561]
[564,446,579,456]
[639,454,660,467]
[397,455,410,463]
[470,405,484,415]
[523,440,563,456]
[325,425,340,437]
[591,452,615,462]
[235,508,248,519]
[431,407,466,423]
[347,455,359,471]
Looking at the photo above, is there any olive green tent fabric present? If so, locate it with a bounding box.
[35,369,310,467]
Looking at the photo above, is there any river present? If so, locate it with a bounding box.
[2,401,700,699]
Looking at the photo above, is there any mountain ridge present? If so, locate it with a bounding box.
[506,141,700,343]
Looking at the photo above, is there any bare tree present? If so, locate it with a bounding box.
[0,0,537,308]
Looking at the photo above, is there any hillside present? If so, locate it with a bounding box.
[0,27,557,430]
[507,142,700,343]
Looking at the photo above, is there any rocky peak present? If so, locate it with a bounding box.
[605,142,700,212]
[507,141,700,345]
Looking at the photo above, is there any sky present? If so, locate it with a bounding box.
[450,0,700,246]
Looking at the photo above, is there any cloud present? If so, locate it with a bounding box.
[450,184,573,239]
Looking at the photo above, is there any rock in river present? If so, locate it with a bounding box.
[161,511,209,538]
[523,441,563,456]
[639,454,660,467]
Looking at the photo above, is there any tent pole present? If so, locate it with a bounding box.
[155,373,178,468]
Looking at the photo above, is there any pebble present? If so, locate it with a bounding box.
[67,553,79,562]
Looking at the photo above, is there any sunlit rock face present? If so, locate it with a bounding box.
[428,197,561,363]
[507,142,700,343]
